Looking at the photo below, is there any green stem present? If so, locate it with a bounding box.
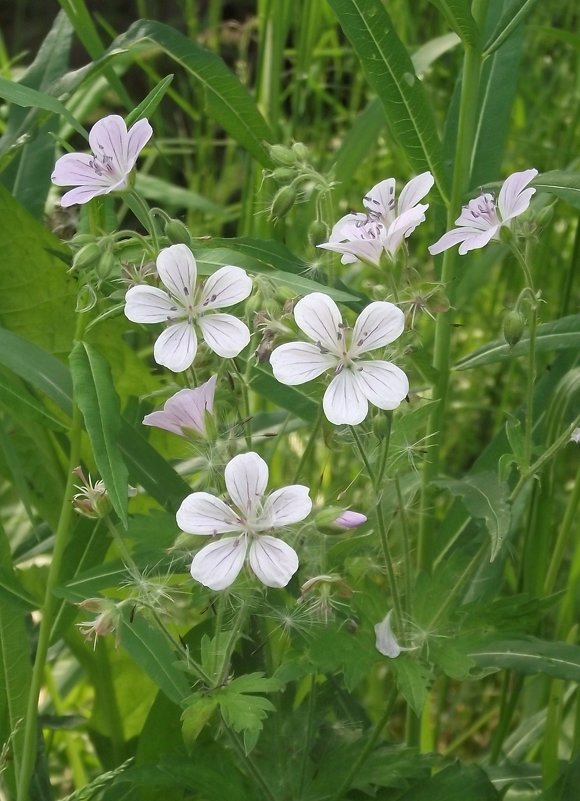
[395,474,413,618]
[224,724,278,801]
[126,190,159,255]
[294,407,323,483]
[544,464,580,596]
[215,599,249,688]
[297,676,317,796]
[510,418,580,501]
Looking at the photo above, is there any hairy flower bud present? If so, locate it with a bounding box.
[503,309,526,347]
[291,142,309,161]
[267,144,297,166]
[308,219,329,248]
[272,167,296,182]
[269,185,296,220]
[73,243,101,271]
[96,248,116,281]
[165,219,192,246]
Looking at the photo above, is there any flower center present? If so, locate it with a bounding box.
[88,146,118,179]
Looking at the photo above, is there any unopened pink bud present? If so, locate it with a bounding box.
[334,511,367,529]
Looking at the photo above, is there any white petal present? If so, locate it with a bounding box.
[455,194,497,228]
[355,361,409,410]
[59,184,116,207]
[293,293,343,354]
[142,409,185,436]
[498,168,538,222]
[260,485,312,528]
[51,153,111,188]
[457,226,499,254]
[124,285,182,323]
[249,536,299,588]
[397,172,434,214]
[190,536,248,590]
[363,178,396,219]
[428,227,490,256]
[126,118,153,169]
[374,610,402,658]
[225,452,268,519]
[88,114,129,177]
[156,244,197,306]
[177,492,241,535]
[199,266,252,310]
[349,302,405,357]
[383,206,427,254]
[198,313,250,357]
[318,239,383,267]
[328,213,367,242]
[154,322,197,372]
[323,370,368,426]
[270,342,337,385]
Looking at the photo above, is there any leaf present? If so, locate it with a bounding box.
[55,560,127,602]
[532,170,580,209]
[0,566,38,610]
[390,656,432,715]
[135,174,226,215]
[328,0,448,200]
[217,686,275,750]
[456,314,580,370]
[0,75,87,139]
[468,637,580,682]
[437,472,511,561]
[0,366,65,429]
[181,694,218,746]
[70,342,129,528]
[111,20,273,164]
[307,627,378,691]
[227,672,282,695]
[126,74,174,126]
[428,1,479,47]
[539,755,580,801]
[484,0,542,57]
[248,364,318,422]
[398,762,499,800]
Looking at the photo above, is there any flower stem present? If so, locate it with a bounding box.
[215,598,250,688]
[126,190,160,255]
[294,406,323,483]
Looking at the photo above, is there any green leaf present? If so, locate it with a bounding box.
[135,174,226,215]
[0,565,38,610]
[468,637,580,682]
[539,755,580,801]
[328,0,448,200]
[56,560,127,602]
[126,74,174,126]
[428,1,479,47]
[111,20,273,164]
[437,472,511,561]
[181,694,218,746]
[217,685,276,750]
[307,627,378,691]
[532,170,580,209]
[390,656,432,715]
[0,75,87,139]
[249,363,318,422]
[0,366,65,429]
[484,0,542,57]
[70,342,129,528]
[398,762,499,800]
[456,314,580,370]
[227,672,282,695]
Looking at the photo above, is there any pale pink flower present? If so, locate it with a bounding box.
[374,610,415,658]
[177,453,312,591]
[429,168,538,256]
[269,293,408,426]
[334,511,367,529]
[52,114,152,207]
[142,376,217,438]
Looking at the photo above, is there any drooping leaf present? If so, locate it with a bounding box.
[0,75,87,139]
[181,694,218,746]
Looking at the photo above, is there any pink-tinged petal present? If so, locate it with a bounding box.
[154,322,197,372]
[329,213,367,242]
[293,293,343,354]
[124,285,181,323]
[142,410,185,436]
[363,178,396,219]
[198,313,250,357]
[455,194,497,229]
[177,492,241,535]
[190,536,248,590]
[260,485,312,528]
[225,452,268,519]
[249,536,299,588]
[498,168,538,221]
[270,342,337,385]
[51,153,110,187]
[457,225,499,254]
[126,118,153,169]
[143,377,217,437]
[59,184,115,208]
[156,244,197,305]
[428,227,485,256]
[318,239,383,267]
[383,205,427,255]
[88,114,128,177]
[354,361,409,410]
[199,266,252,310]
[350,302,405,357]
[397,172,434,214]
[375,610,402,658]
[334,511,367,529]
[323,369,368,426]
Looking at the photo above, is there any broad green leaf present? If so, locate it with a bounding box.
[484,0,542,56]
[217,685,276,748]
[119,612,190,705]
[0,75,87,139]
[456,314,580,370]
[539,755,580,801]
[56,560,127,602]
[227,672,282,695]
[428,1,479,47]
[398,762,499,800]
[126,74,174,126]
[390,656,431,715]
[437,472,511,561]
[532,170,580,209]
[70,342,129,528]
[307,627,378,691]
[112,20,273,164]
[468,637,580,682]
[249,363,318,422]
[0,565,38,610]
[328,0,448,200]
[0,366,65,429]
[181,694,218,746]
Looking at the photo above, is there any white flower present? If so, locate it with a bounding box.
[142,376,217,439]
[429,168,538,256]
[51,114,152,207]
[374,610,415,658]
[269,293,408,426]
[570,427,580,444]
[124,244,252,372]
[177,452,312,591]
[318,172,434,266]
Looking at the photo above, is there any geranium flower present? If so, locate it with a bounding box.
[374,610,415,658]
[142,375,217,438]
[318,172,434,265]
[269,293,408,425]
[429,168,538,256]
[124,244,252,372]
[51,114,152,207]
[176,452,311,590]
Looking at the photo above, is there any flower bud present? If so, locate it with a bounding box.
[371,284,388,300]
[165,219,192,246]
[272,167,296,183]
[269,185,296,221]
[291,142,309,161]
[503,309,526,347]
[315,506,346,529]
[334,511,367,529]
[534,204,554,229]
[73,243,101,271]
[308,219,329,248]
[96,248,116,281]
[267,144,297,166]
[372,414,392,439]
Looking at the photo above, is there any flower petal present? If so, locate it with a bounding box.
[124,285,182,323]
[156,244,197,306]
[270,342,337,385]
[59,184,117,208]
[88,114,129,177]
[177,492,241,535]
[260,485,312,528]
[323,370,368,425]
[383,206,427,255]
[249,536,299,588]
[457,226,498,254]
[198,313,250,357]
[225,452,268,519]
[428,226,491,256]
[51,153,111,188]
[354,361,409,410]
[190,536,248,590]
[455,194,497,229]
[374,610,402,658]
[397,172,434,214]
[363,178,396,219]
[328,212,367,242]
[349,302,405,357]
[143,377,217,437]
[293,293,344,354]
[154,321,197,372]
[498,168,538,222]
[318,238,383,267]
[199,266,252,310]
[126,118,153,169]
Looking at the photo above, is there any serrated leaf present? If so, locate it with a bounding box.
[70,342,129,528]
[217,686,276,744]
[307,627,378,691]
[181,694,218,746]
[390,656,432,715]
[227,672,282,695]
